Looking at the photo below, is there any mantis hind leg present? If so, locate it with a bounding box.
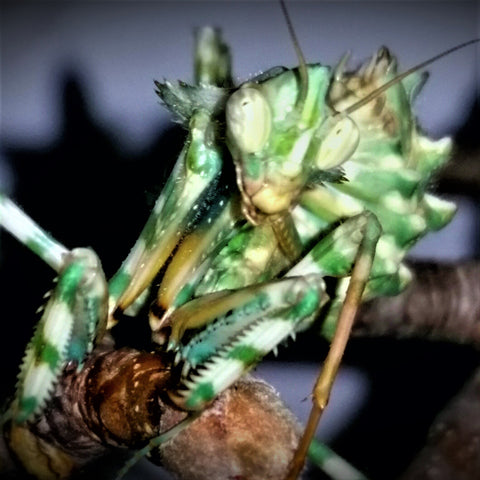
[286,212,381,479]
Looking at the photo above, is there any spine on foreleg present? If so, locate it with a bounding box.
[12,248,107,424]
[169,274,328,411]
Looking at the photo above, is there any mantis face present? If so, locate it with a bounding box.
[226,66,360,227]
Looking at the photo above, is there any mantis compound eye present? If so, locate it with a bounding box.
[315,115,360,170]
[226,87,272,154]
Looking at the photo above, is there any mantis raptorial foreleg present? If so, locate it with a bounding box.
[107,107,225,320]
[157,274,328,410]
[0,195,108,424]
[151,212,379,416]
[108,27,235,322]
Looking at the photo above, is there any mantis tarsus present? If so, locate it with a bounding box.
[0,1,478,478]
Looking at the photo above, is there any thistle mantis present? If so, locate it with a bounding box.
[1,1,478,478]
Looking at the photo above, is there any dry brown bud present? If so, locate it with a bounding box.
[154,376,302,480]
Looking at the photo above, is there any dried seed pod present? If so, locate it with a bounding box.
[154,375,302,480]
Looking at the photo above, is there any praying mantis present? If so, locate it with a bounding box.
[0,2,478,479]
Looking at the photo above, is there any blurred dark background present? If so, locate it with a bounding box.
[1,2,478,479]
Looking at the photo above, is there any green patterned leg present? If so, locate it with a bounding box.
[156,212,381,414]
[13,248,108,423]
[309,439,369,480]
[286,212,381,479]
[0,193,68,271]
[153,273,329,411]
[107,108,225,319]
[0,195,108,423]
[117,274,328,478]
[108,29,236,323]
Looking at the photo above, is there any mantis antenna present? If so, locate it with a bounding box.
[279,0,309,112]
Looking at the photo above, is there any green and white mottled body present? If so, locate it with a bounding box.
[101,28,455,421]
[139,34,453,413]
[0,22,457,480]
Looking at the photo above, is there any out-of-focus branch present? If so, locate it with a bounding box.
[399,366,480,480]
[354,261,480,347]
[355,260,480,480]
[438,146,480,198]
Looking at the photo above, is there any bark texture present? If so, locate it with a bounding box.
[1,347,301,480]
[2,347,183,479]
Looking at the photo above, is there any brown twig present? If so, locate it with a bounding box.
[1,345,301,479]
